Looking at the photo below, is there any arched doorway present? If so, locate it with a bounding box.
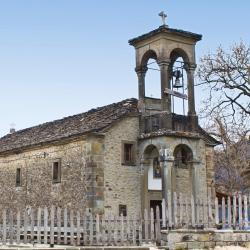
[142,144,162,215]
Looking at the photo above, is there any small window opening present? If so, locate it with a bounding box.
[52,161,61,183]
[122,142,136,165]
[119,204,127,216]
[16,168,21,187]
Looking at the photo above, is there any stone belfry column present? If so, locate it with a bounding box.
[136,66,147,100]
[186,63,198,131]
[185,63,197,115]
[159,59,171,112]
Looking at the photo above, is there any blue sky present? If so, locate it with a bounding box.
[0,0,249,136]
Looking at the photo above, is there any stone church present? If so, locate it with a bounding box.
[0,21,219,217]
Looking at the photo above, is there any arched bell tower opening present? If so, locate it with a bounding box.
[140,50,161,99]
[169,49,189,115]
[145,59,161,99]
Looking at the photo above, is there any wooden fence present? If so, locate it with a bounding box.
[161,191,250,230]
[0,192,250,246]
[0,206,161,246]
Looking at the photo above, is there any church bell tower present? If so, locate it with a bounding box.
[129,14,202,133]
[129,14,208,216]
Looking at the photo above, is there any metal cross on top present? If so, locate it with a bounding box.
[158,11,167,26]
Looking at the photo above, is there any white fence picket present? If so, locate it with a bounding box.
[162,198,166,228]
[16,211,21,244]
[44,207,48,244]
[228,196,231,228]
[222,197,226,228]
[57,207,62,244]
[144,209,148,243]
[50,206,55,245]
[37,207,41,244]
[239,194,243,229]
[233,195,237,227]
[64,208,68,245]
[2,210,6,245]
[244,195,248,229]
[215,197,219,225]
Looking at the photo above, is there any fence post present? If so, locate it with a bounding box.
[126,215,130,244]
[44,207,48,244]
[196,198,200,227]
[156,206,161,246]
[215,197,219,225]
[70,210,75,245]
[173,192,178,227]
[222,197,226,228]
[9,210,14,245]
[37,207,41,244]
[132,214,136,246]
[64,208,68,245]
[114,215,118,245]
[207,188,213,227]
[168,190,172,228]
[239,194,243,229]
[185,196,189,227]
[57,207,61,245]
[244,195,248,229]
[121,214,124,245]
[30,208,34,243]
[162,198,166,228]
[228,196,232,228]
[138,212,142,246]
[2,210,6,245]
[179,193,183,226]
[144,209,148,243]
[150,208,154,241]
[16,211,21,244]
[233,195,237,228]
[50,206,55,245]
[89,211,93,245]
[191,195,195,227]
[76,210,81,246]
[23,209,28,244]
[102,213,106,245]
[96,213,100,245]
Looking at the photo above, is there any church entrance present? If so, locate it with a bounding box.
[150,200,162,219]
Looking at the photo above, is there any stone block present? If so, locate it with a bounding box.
[215,241,224,246]
[175,242,188,249]
[197,233,210,242]
[187,241,204,249]
[204,241,215,248]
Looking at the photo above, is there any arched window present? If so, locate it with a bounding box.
[173,144,193,169]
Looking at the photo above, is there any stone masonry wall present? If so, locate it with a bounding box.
[103,116,141,217]
[0,136,104,213]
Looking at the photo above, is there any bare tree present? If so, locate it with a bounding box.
[209,116,250,195]
[197,41,250,123]
[197,41,250,194]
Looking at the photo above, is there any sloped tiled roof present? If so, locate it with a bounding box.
[0,98,138,154]
[0,97,219,155]
[129,25,202,45]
